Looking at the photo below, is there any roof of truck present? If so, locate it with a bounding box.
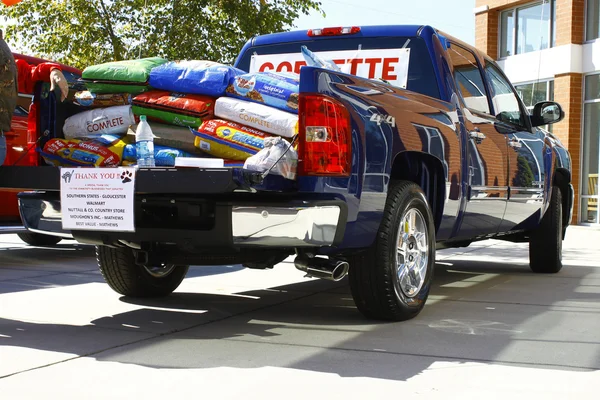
[251,24,424,46]
[248,24,485,59]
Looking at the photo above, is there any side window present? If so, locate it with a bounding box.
[447,44,490,114]
[485,63,526,127]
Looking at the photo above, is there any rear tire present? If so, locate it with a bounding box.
[18,232,62,246]
[529,186,563,273]
[348,181,436,321]
[96,245,189,297]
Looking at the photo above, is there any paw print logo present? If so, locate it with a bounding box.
[121,170,133,184]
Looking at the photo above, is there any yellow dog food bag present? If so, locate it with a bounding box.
[193,119,275,161]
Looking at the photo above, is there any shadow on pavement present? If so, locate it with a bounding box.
[0,245,243,294]
[2,249,600,380]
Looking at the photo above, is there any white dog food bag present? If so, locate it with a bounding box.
[214,97,298,138]
[63,105,136,139]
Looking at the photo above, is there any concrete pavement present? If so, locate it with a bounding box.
[0,227,599,399]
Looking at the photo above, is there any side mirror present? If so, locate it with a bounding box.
[530,101,564,127]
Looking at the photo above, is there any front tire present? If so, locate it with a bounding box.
[96,245,189,297]
[529,186,563,273]
[348,181,436,321]
[18,232,62,246]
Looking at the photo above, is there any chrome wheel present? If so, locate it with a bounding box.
[394,207,429,298]
[143,264,177,278]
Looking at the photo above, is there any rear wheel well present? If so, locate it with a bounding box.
[390,152,445,232]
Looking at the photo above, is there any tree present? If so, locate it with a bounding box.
[0,0,323,69]
[512,155,535,188]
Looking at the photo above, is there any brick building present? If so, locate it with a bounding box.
[475,0,599,225]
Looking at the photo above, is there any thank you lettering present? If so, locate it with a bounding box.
[60,167,136,232]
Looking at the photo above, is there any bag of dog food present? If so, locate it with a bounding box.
[82,57,168,94]
[149,60,245,96]
[40,134,127,167]
[226,71,299,113]
[132,90,214,128]
[74,91,132,108]
[214,97,298,138]
[122,143,192,167]
[224,160,245,168]
[126,122,202,155]
[192,119,273,161]
[63,105,135,139]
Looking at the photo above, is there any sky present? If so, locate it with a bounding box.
[293,0,476,45]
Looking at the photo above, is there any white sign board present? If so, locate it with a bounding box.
[250,48,410,88]
[60,167,136,232]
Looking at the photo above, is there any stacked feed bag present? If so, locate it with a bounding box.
[192,119,275,161]
[74,91,132,108]
[214,97,297,138]
[82,57,168,94]
[132,91,214,129]
[125,123,202,156]
[225,71,299,113]
[40,134,128,167]
[149,60,245,97]
[62,105,136,140]
[121,144,192,167]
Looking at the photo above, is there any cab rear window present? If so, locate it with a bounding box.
[236,36,440,100]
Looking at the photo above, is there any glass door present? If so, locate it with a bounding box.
[582,74,600,223]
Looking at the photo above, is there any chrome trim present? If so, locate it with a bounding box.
[232,206,342,247]
[0,225,27,233]
[18,197,74,239]
[25,227,73,239]
[568,183,574,224]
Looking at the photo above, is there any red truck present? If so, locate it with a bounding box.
[0,53,81,245]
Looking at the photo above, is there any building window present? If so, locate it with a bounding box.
[515,80,554,131]
[582,74,600,224]
[587,0,600,41]
[515,80,554,111]
[499,0,555,58]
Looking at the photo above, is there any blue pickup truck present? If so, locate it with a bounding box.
[0,25,573,321]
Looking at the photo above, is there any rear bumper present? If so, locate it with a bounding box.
[0,224,27,234]
[232,205,343,246]
[18,192,347,248]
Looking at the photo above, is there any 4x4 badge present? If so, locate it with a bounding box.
[370,113,396,127]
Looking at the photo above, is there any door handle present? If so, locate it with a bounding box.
[508,139,522,149]
[469,129,486,144]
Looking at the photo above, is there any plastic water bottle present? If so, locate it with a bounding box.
[136,115,155,168]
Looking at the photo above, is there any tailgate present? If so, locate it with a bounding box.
[0,166,296,194]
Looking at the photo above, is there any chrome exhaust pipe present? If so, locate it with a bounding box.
[294,256,349,282]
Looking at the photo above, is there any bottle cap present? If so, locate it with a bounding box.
[140,115,147,121]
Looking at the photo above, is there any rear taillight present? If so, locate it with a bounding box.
[307,26,361,37]
[298,94,352,177]
[26,101,39,166]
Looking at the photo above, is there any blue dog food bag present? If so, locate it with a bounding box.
[226,72,299,113]
[149,60,245,97]
[122,144,191,167]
